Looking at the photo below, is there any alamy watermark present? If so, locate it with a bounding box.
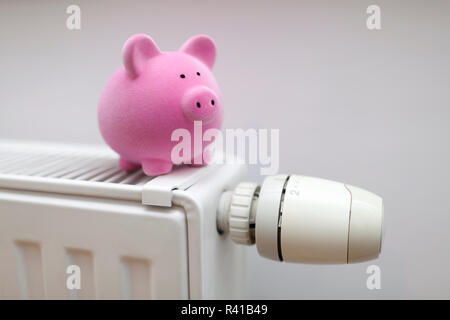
[66,265,81,290]
[171,121,279,176]
[366,5,381,30]
[66,5,81,30]
[366,264,381,290]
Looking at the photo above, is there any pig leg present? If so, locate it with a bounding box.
[142,159,173,176]
[119,158,141,172]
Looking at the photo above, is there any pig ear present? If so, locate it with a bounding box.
[122,34,161,78]
[179,35,216,69]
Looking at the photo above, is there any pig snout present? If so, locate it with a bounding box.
[182,86,219,124]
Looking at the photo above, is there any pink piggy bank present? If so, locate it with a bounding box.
[98,34,223,176]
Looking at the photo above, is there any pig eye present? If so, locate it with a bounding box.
[180,74,185,79]
[196,72,200,76]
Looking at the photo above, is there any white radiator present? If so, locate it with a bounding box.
[0,140,247,300]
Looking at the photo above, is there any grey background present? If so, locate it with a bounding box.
[1,0,449,299]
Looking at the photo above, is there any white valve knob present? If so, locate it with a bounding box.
[217,175,384,264]
[228,182,259,245]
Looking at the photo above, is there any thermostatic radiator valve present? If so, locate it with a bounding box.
[217,174,384,264]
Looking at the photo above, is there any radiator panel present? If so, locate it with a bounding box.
[0,190,189,299]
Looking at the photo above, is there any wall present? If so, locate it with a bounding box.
[1,0,449,298]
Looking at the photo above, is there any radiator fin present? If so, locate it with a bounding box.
[65,248,95,299]
[119,257,152,300]
[14,241,45,299]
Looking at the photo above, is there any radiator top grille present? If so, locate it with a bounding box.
[0,140,218,205]
[0,141,153,186]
